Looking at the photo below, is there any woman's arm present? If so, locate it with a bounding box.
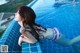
[19,28,37,44]
[21,33,37,44]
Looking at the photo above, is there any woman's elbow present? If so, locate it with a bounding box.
[30,42,35,44]
[29,40,37,44]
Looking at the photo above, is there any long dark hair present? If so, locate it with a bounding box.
[17,6,42,42]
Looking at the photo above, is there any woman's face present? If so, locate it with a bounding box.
[14,11,22,22]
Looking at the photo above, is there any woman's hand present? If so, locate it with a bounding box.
[18,35,23,46]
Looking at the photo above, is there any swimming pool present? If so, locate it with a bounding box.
[32,0,80,53]
[0,0,80,53]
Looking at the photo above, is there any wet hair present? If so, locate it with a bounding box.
[17,6,42,42]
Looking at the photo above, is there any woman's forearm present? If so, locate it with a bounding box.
[21,32,37,44]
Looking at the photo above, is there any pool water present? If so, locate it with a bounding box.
[0,0,80,53]
[31,0,80,53]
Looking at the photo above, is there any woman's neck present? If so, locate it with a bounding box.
[18,21,23,27]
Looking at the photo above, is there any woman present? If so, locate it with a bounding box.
[14,6,80,46]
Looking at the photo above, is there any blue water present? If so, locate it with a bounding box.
[31,0,80,53]
[0,0,80,53]
[32,0,80,39]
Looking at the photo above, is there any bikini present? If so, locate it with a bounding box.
[20,25,60,41]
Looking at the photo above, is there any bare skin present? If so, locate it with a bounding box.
[15,11,37,46]
[18,21,37,45]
